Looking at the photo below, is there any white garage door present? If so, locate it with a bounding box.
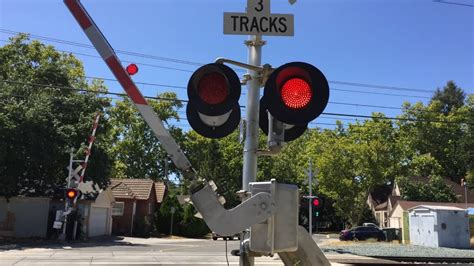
[89,207,108,237]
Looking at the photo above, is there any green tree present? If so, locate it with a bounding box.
[398,96,471,183]
[397,175,457,202]
[0,34,112,198]
[431,81,466,115]
[108,93,184,180]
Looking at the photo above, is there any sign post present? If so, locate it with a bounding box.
[224,1,294,265]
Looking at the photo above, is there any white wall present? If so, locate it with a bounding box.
[437,209,469,248]
[0,197,50,238]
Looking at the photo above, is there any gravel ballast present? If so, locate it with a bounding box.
[322,242,474,258]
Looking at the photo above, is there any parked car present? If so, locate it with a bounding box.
[339,226,385,241]
[211,232,240,241]
[362,222,380,229]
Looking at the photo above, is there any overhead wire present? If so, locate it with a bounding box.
[3,29,469,95]
[2,79,473,125]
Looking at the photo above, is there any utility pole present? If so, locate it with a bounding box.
[304,160,318,236]
[59,148,75,241]
[308,161,313,236]
[463,179,468,209]
[170,207,175,236]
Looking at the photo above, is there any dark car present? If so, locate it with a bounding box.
[211,232,240,241]
[339,226,385,241]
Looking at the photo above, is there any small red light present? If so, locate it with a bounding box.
[313,198,320,206]
[66,189,78,199]
[197,73,229,105]
[126,64,139,76]
[281,78,312,109]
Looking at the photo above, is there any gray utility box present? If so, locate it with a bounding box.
[249,179,299,254]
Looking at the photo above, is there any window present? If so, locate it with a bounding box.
[112,202,124,216]
[148,203,153,215]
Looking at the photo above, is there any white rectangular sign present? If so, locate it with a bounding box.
[223,0,294,36]
[224,13,294,36]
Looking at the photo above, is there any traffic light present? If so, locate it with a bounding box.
[66,188,79,202]
[261,62,329,139]
[312,197,321,217]
[187,63,241,138]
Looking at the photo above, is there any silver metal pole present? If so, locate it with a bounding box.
[465,181,468,209]
[241,34,263,266]
[309,160,313,236]
[60,148,74,241]
[242,35,263,191]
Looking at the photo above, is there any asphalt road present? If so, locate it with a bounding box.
[0,234,352,265]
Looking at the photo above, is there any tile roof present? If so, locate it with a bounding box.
[408,176,474,203]
[394,200,474,213]
[154,182,166,203]
[110,182,135,199]
[110,179,166,203]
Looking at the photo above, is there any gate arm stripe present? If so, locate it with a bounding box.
[64,0,195,177]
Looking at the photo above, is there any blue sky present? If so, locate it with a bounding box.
[1,0,473,130]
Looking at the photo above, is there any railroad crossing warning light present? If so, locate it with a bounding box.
[260,62,329,140]
[66,188,79,200]
[187,63,241,138]
[126,63,139,75]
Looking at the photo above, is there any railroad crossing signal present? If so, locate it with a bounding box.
[262,62,329,126]
[66,188,79,202]
[186,63,241,138]
[187,62,329,141]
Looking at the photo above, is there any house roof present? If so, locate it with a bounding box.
[154,182,166,203]
[391,200,474,216]
[407,176,474,203]
[110,179,166,203]
[408,205,465,211]
[369,184,393,207]
[110,182,135,199]
[375,201,388,211]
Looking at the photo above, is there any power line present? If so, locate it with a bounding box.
[83,75,431,100]
[2,79,473,125]
[1,29,462,95]
[433,0,474,7]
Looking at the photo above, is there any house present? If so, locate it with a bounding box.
[0,184,114,239]
[367,176,474,228]
[76,182,115,238]
[0,197,51,238]
[390,201,474,244]
[408,205,470,248]
[110,179,166,236]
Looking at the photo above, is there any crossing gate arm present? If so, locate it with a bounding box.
[63,0,279,237]
[64,0,194,178]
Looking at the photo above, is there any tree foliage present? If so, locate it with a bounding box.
[0,34,112,198]
[108,93,184,181]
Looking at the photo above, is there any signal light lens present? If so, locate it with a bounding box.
[126,64,138,75]
[66,189,78,200]
[281,78,312,109]
[313,198,320,206]
[198,73,229,105]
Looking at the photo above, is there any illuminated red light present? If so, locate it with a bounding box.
[197,73,229,105]
[313,198,320,206]
[66,189,78,199]
[126,64,139,75]
[280,78,312,109]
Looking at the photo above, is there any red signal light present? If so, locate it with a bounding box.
[281,78,312,109]
[313,198,320,207]
[187,63,241,139]
[198,73,229,105]
[263,62,329,126]
[126,64,138,76]
[66,188,78,200]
